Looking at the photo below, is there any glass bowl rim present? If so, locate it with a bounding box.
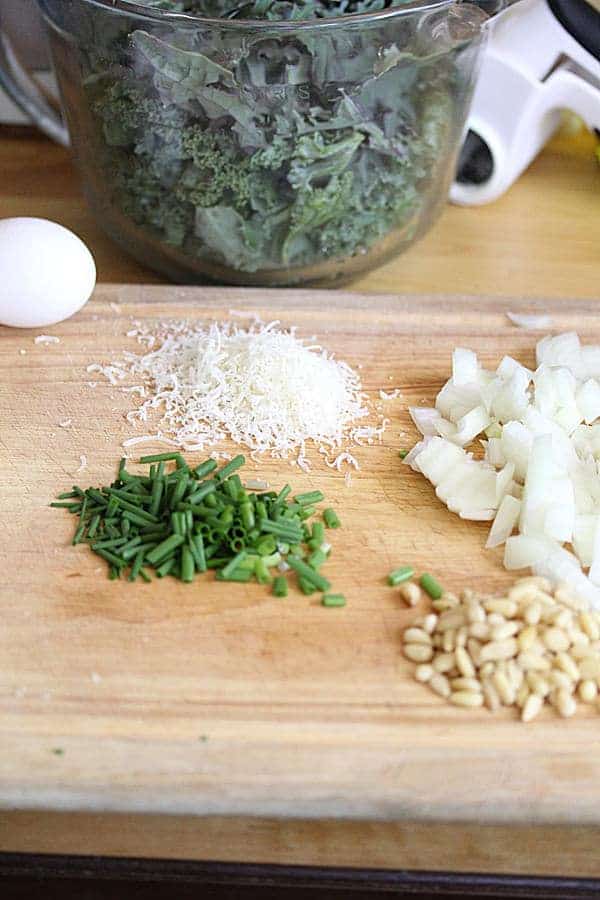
[61,0,461,31]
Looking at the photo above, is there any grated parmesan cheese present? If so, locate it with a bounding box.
[95,318,387,470]
[35,335,60,345]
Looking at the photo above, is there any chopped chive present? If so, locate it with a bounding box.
[311,521,325,545]
[122,541,155,562]
[170,475,189,509]
[139,567,152,583]
[171,511,183,536]
[322,593,346,608]
[107,487,145,506]
[420,573,443,600]
[156,557,176,578]
[216,455,245,481]
[276,485,291,503]
[57,491,80,500]
[128,549,146,582]
[122,509,160,529]
[96,548,126,568]
[388,566,414,586]
[87,514,101,539]
[188,534,207,573]
[273,576,288,598]
[215,568,252,583]
[323,508,341,529]
[188,482,216,505]
[109,566,119,580]
[309,549,327,569]
[181,546,195,583]
[287,555,331,592]
[150,477,164,517]
[221,550,247,579]
[295,491,324,506]
[194,459,218,479]
[139,452,182,463]
[91,536,128,551]
[240,501,255,530]
[259,520,303,542]
[50,501,81,509]
[72,522,86,545]
[146,534,185,566]
[298,576,316,595]
[399,449,409,459]
[254,557,272,585]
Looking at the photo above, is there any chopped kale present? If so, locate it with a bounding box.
[81,0,481,277]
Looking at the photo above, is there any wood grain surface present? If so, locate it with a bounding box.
[0,126,598,298]
[3,285,600,847]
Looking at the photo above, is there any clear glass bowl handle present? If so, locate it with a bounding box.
[0,8,69,146]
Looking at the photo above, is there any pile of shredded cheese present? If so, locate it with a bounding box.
[90,317,388,471]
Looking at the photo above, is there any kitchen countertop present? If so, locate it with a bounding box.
[1,124,599,878]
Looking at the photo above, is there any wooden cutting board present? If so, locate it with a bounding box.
[2,285,600,826]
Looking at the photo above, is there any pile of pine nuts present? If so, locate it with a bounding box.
[401,576,600,722]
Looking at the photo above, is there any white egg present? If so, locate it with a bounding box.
[0,217,96,328]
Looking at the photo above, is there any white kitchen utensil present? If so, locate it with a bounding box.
[452,0,600,205]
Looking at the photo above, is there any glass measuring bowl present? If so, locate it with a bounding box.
[0,0,490,286]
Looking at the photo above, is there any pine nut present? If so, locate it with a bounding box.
[491,621,519,641]
[467,638,482,667]
[521,692,543,723]
[523,602,542,625]
[548,669,574,691]
[492,670,516,705]
[526,672,550,698]
[555,652,580,681]
[469,622,490,640]
[555,688,577,718]
[579,657,600,680]
[542,627,570,653]
[399,582,422,607]
[580,612,600,642]
[429,673,451,698]
[516,683,530,708]
[450,690,484,708]
[578,679,598,703]
[404,643,433,663]
[422,613,438,634]
[455,646,476,678]
[550,609,573,630]
[404,627,432,645]
[442,629,456,653]
[480,638,518,662]
[508,575,552,603]
[518,625,538,651]
[481,678,501,712]
[479,661,495,678]
[415,664,434,683]
[507,659,524,690]
[554,585,586,611]
[437,611,466,632]
[432,597,458,612]
[487,612,507,627]
[508,584,539,605]
[517,651,550,672]
[432,652,455,673]
[567,629,589,647]
[456,626,468,648]
[570,643,596,660]
[451,677,481,692]
[484,598,518,618]
[466,601,486,624]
